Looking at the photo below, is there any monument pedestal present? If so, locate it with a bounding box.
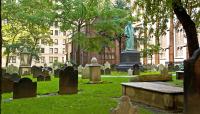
[116,50,140,71]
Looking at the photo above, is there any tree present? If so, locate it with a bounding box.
[58,0,130,65]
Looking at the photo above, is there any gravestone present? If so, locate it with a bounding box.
[37,74,51,81]
[88,57,101,83]
[151,64,158,71]
[31,66,42,78]
[1,77,14,93]
[104,61,111,75]
[128,68,133,76]
[82,65,90,79]
[13,78,37,99]
[54,68,60,78]
[176,71,184,80]
[184,49,200,114]
[158,64,165,71]
[78,65,83,74]
[111,96,138,114]
[132,64,140,75]
[160,67,169,77]
[59,66,78,94]
[105,68,111,75]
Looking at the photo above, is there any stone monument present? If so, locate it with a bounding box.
[116,21,140,71]
[19,48,31,76]
[88,57,101,83]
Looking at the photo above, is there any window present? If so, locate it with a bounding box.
[63,39,66,44]
[63,48,65,54]
[55,30,58,36]
[54,48,58,54]
[54,21,58,27]
[62,57,64,63]
[41,39,46,45]
[54,57,58,62]
[12,56,16,63]
[51,30,53,35]
[41,48,45,53]
[41,57,45,63]
[54,39,58,45]
[49,57,53,63]
[49,48,53,54]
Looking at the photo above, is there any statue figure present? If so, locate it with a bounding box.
[124,21,135,51]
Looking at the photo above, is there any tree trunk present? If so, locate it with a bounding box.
[5,53,10,67]
[154,21,160,65]
[173,0,199,57]
[169,13,174,64]
[143,23,148,65]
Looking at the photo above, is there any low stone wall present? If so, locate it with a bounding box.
[122,82,183,111]
[129,74,172,82]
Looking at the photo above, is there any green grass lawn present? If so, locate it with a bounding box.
[1,76,153,114]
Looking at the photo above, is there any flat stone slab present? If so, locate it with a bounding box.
[121,82,183,94]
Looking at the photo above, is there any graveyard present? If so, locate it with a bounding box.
[1,63,185,114]
[1,0,200,114]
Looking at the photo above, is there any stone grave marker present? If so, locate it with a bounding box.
[78,65,83,74]
[160,67,169,77]
[88,57,101,83]
[128,68,133,76]
[111,96,138,114]
[54,68,60,78]
[132,64,140,75]
[82,64,90,79]
[13,78,37,99]
[158,64,165,71]
[104,61,111,75]
[184,49,200,114]
[31,66,42,78]
[59,66,78,94]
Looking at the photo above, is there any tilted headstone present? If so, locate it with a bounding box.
[13,78,37,99]
[184,49,200,114]
[128,68,133,76]
[132,64,140,75]
[54,68,60,78]
[111,96,138,114]
[59,66,78,94]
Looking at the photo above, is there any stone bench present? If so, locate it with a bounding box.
[121,82,183,111]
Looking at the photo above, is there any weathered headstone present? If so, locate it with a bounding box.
[82,65,90,79]
[59,66,78,94]
[160,67,169,77]
[31,66,42,78]
[37,74,51,81]
[158,64,165,71]
[78,65,83,74]
[111,96,138,114]
[88,57,101,83]
[184,49,200,114]
[13,78,37,99]
[128,68,133,76]
[132,64,140,75]
[54,68,60,78]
